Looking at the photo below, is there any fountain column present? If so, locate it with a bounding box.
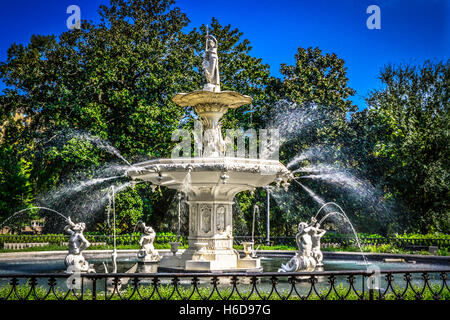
[128,93,291,272]
[127,33,292,271]
[181,200,237,270]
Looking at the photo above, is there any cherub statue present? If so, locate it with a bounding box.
[202,32,220,92]
[294,221,317,271]
[309,217,326,266]
[137,222,160,262]
[279,218,326,272]
[64,217,94,273]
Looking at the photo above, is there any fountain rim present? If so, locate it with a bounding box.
[172,90,252,109]
[127,157,290,172]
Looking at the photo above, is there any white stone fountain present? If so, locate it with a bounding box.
[127,33,291,272]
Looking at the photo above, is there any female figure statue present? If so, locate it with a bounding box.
[202,34,220,92]
[202,127,225,157]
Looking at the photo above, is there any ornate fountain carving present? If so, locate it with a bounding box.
[172,34,251,158]
[190,204,197,233]
[200,204,212,234]
[216,205,225,233]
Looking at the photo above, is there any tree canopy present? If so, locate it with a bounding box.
[0,0,448,235]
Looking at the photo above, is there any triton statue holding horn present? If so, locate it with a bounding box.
[202,26,220,92]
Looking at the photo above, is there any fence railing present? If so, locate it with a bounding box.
[0,269,448,301]
[233,236,450,249]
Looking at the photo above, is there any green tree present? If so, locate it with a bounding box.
[351,60,449,233]
[114,186,144,233]
[263,47,359,235]
[0,0,274,232]
[273,47,356,133]
[0,145,33,225]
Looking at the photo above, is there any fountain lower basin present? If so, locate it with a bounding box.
[128,157,290,272]
[127,157,290,197]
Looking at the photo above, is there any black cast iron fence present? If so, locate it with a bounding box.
[0,269,448,301]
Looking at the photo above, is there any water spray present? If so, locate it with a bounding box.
[252,204,260,244]
[0,207,68,230]
[177,192,182,239]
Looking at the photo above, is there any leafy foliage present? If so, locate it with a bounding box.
[350,60,449,233]
[0,0,447,236]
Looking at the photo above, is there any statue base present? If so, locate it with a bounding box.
[203,83,220,92]
[138,260,159,273]
[137,252,160,263]
[158,248,261,272]
[64,254,95,273]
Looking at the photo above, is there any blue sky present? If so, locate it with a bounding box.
[0,0,448,109]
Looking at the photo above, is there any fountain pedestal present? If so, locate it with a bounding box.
[138,261,159,273]
[128,90,291,272]
[159,198,260,271]
[125,32,292,272]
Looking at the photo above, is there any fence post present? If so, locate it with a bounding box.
[92,278,97,301]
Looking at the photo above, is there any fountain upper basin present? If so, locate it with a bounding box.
[127,157,291,201]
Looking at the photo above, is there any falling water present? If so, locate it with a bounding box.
[317,210,369,266]
[287,145,338,169]
[292,164,340,174]
[101,181,133,219]
[38,129,132,166]
[70,175,125,193]
[0,207,67,229]
[314,201,347,219]
[293,179,326,206]
[267,186,296,215]
[252,205,260,243]
[35,160,137,231]
[177,193,182,237]
[267,100,331,145]
[72,131,132,166]
[301,172,366,195]
[298,168,391,222]
[82,135,131,166]
[40,177,133,232]
[267,179,369,265]
[40,163,129,207]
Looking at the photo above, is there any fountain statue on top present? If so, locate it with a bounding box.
[202,31,220,93]
[127,29,291,272]
[279,217,326,272]
[64,217,95,273]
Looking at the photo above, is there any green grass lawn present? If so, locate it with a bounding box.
[1,282,448,300]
